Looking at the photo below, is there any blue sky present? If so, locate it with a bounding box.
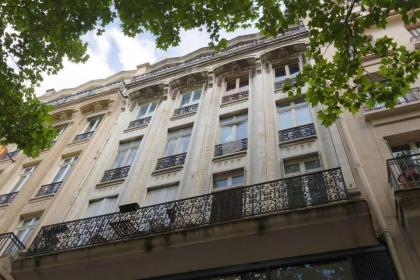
[36,23,258,94]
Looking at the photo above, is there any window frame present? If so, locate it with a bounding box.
[179,89,202,108]
[145,184,179,206]
[52,125,67,144]
[15,216,40,245]
[225,76,249,95]
[136,101,158,120]
[274,61,301,82]
[277,100,313,130]
[111,139,141,169]
[219,114,248,144]
[11,165,37,192]
[83,115,103,133]
[213,169,245,190]
[85,196,118,218]
[164,127,192,157]
[283,154,323,177]
[52,156,78,183]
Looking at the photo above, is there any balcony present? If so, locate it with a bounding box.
[173,104,199,118]
[387,153,420,191]
[278,123,316,144]
[101,166,131,182]
[222,90,249,104]
[214,138,248,157]
[155,153,187,170]
[274,77,296,92]
[0,232,25,258]
[73,131,94,142]
[35,182,63,197]
[127,116,151,129]
[0,192,18,205]
[27,168,347,256]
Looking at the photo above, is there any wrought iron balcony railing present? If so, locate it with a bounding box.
[27,168,347,256]
[155,153,187,170]
[0,192,18,205]
[73,131,94,142]
[367,87,420,111]
[101,166,131,182]
[274,77,297,92]
[387,153,420,191]
[173,104,199,117]
[222,90,249,104]
[0,232,25,258]
[36,182,63,197]
[215,138,248,157]
[127,116,152,129]
[278,123,316,143]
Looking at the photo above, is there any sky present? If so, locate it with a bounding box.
[36,23,258,95]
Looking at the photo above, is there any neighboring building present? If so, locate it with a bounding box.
[0,20,418,280]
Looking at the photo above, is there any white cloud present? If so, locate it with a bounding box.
[108,28,156,70]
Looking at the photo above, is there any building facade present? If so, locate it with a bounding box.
[0,19,418,279]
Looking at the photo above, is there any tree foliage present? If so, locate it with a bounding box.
[1,0,419,156]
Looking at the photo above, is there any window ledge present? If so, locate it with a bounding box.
[278,135,317,147]
[29,193,55,202]
[220,97,248,107]
[213,150,247,162]
[124,124,148,133]
[170,111,196,121]
[152,165,184,176]
[0,203,11,209]
[96,178,125,188]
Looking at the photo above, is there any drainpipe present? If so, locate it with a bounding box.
[338,118,406,280]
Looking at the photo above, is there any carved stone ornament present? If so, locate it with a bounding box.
[131,83,166,104]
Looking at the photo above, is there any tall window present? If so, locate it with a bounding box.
[146,185,178,206]
[278,100,312,130]
[225,76,249,94]
[52,156,78,183]
[164,127,192,156]
[11,166,37,192]
[213,170,245,189]
[136,101,157,120]
[52,125,67,144]
[85,196,117,218]
[16,216,39,245]
[283,155,322,176]
[83,115,102,133]
[220,114,248,144]
[112,139,141,168]
[275,62,300,82]
[180,90,201,107]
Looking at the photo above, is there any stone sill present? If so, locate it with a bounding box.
[278,135,317,147]
[0,203,11,209]
[151,165,184,176]
[220,97,248,108]
[213,150,247,162]
[29,194,55,202]
[170,112,196,121]
[96,178,125,188]
[123,124,148,133]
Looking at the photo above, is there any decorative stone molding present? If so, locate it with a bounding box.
[51,108,77,123]
[129,83,167,104]
[214,57,256,81]
[79,99,114,114]
[169,71,208,98]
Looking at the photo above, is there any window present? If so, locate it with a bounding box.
[11,166,37,192]
[136,101,157,119]
[180,90,201,107]
[83,115,102,133]
[112,139,141,168]
[146,185,178,206]
[214,170,245,189]
[225,76,249,94]
[390,142,420,157]
[278,100,312,130]
[164,127,192,156]
[275,62,301,82]
[16,217,39,245]
[52,125,67,144]
[52,156,78,183]
[85,197,117,218]
[284,155,322,176]
[220,114,248,144]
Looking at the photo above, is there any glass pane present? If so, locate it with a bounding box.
[284,163,301,175]
[52,165,69,182]
[226,80,236,92]
[146,185,178,205]
[220,126,234,144]
[232,175,244,186]
[85,200,103,218]
[149,102,157,113]
[192,90,202,101]
[178,135,190,154]
[289,62,300,76]
[279,110,293,130]
[137,104,149,118]
[112,150,127,168]
[295,105,312,126]
[214,178,228,188]
[180,92,192,107]
[102,197,117,214]
[164,139,177,156]
[304,159,321,171]
[275,67,286,80]
[236,121,248,140]
[125,148,138,166]
[239,78,249,88]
